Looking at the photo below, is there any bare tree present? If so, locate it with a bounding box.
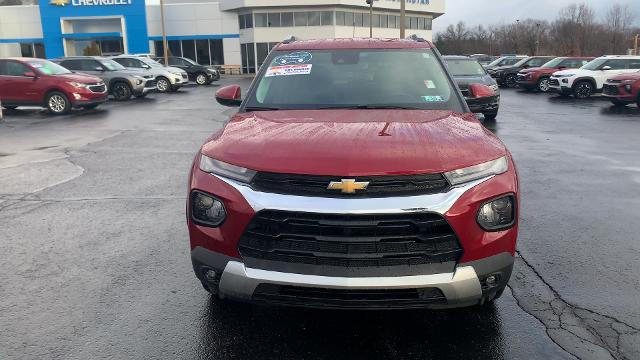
[605,4,636,54]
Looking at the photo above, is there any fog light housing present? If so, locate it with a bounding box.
[624,85,632,93]
[191,190,226,227]
[477,195,516,231]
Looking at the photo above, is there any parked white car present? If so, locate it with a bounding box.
[111,55,189,93]
[549,55,640,98]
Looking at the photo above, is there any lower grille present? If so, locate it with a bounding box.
[238,210,462,277]
[603,84,620,95]
[250,172,449,198]
[253,284,447,308]
[145,80,157,88]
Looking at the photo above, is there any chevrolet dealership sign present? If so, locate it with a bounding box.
[50,0,132,6]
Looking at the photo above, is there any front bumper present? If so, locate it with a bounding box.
[465,94,500,114]
[602,83,638,101]
[192,246,514,309]
[132,80,157,95]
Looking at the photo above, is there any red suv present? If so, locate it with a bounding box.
[517,57,593,92]
[603,72,640,107]
[187,37,519,309]
[0,58,108,114]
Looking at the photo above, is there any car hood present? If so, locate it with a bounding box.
[608,72,640,81]
[452,74,496,87]
[164,66,186,73]
[201,110,507,176]
[56,72,103,83]
[519,67,556,75]
[552,69,589,77]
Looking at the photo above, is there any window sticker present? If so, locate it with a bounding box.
[424,80,436,89]
[422,95,444,102]
[274,51,313,65]
[29,63,43,68]
[265,64,313,77]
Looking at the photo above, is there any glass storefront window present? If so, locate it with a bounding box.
[321,11,333,25]
[354,13,363,27]
[182,40,196,62]
[308,11,321,26]
[209,39,224,65]
[254,13,267,27]
[268,13,280,27]
[345,12,354,26]
[20,43,33,57]
[168,40,181,57]
[335,11,345,26]
[196,39,210,65]
[34,43,45,58]
[294,12,307,26]
[281,12,293,27]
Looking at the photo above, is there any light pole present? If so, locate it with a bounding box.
[535,23,540,55]
[400,0,406,38]
[366,0,373,38]
[160,0,169,66]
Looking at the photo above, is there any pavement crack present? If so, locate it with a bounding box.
[509,251,640,360]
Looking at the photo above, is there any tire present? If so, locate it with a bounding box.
[483,111,498,120]
[195,72,209,85]
[537,77,551,92]
[156,76,170,93]
[504,74,518,88]
[573,80,594,99]
[111,82,132,101]
[637,95,640,108]
[45,91,71,115]
[610,99,630,107]
[82,104,100,110]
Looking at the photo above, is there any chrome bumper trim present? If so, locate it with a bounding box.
[213,175,491,216]
[218,261,483,307]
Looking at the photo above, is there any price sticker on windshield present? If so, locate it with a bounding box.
[265,64,313,77]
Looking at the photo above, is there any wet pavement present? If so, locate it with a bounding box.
[1,79,638,360]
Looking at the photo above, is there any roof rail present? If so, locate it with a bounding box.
[282,35,298,44]
[407,34,426,42]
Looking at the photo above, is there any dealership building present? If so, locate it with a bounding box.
[0,0,444,73]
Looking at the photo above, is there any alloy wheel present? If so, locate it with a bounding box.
[505,75,518,88]
[48,94,67,113]
[574,82,593,99]
[113,83,131,101]
[196,74,207,85]
[157,78,169,92]
[538,78,550,92]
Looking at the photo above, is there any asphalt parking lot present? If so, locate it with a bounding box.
[1,80,639,360]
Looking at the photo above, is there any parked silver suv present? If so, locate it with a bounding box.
[53,56,157,101]
[111,55,189,93]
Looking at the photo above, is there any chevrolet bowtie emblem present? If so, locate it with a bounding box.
[50,0,70,6]
[327,179,369,194]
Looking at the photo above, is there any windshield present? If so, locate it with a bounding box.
[182,57,198,66]
[26,59,71,75]
[581,58,608,70]
[512,58,531,67]
[486,57,505,67]
[446,59,486,76]
[541,58,565,68]
[99,59,126,71]
[244,49,464,112]
[140,58,163,67]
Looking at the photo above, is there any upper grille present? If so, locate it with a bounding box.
[238,210,462,277]
[250,172,449,198]
[603,84,620,95]
[88,84,106,93]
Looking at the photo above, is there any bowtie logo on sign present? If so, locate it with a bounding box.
[50,0,132,6]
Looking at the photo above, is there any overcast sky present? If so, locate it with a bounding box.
[433,0,640,32]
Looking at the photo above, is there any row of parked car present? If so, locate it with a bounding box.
[0,55,221,115]
[443,54,640,120]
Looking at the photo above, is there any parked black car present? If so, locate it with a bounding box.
[484,56,527,72]
[154,56,219,85]
[490,56,556,88]
[444,56,500,120]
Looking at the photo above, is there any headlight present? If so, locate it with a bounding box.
[207,68,217,74]
[490,84,499,92]
[68,82,88,88]
[444,157,508,186]
[191,190,226,227]
[199,154,256,183]
[477,195,516,231]
[171,71,182,76]
[133,76,144,85]
[621,79,638,85]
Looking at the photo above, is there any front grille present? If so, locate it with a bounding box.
[252,284,447,309]
[88,84,106,93]
[603,84,620,95]
[549,78,560,86]
[145,80,157,88]
[250,172,449,198]
[238,210,462,276]
[182,73,188,79]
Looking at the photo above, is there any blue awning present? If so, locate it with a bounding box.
[61,32,122,40]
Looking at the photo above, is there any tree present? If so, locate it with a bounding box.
[605,4,636,54]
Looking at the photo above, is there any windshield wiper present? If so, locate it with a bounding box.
[244,106,282,111]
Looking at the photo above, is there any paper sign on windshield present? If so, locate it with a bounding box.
[265,64,313,77]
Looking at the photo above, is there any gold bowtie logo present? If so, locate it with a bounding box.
[50,0,70,5]
[327,179,369,194]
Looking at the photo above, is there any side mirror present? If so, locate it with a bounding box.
[23,71,37,78]
[215,85,242,107]
[142,64,151,69]
[558,66,567,70]
[468,83,495,98]
[601,66,612,71]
